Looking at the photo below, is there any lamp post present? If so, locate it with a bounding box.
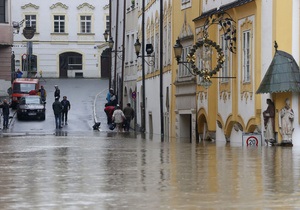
[103,30,112,89]
[134,37,155,133]
[134,38,155,65]
[104,32,124,105]
[23,25,35,78]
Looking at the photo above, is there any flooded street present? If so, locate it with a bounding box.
[1,133,300,209]
[1,79,299,209]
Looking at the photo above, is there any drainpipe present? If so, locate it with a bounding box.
[120,1,126,108]
[141,0,146,132]
[160,0,164,138]
[114,0,119,92]
[109,0,112,89]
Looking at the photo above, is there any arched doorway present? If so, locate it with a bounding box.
[101,48,111,78]
[59,52,82,78]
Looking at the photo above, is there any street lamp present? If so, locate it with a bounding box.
[173,38,190,65]
[134,38,155,66]
[103,30,109,42]
[106,37,123,59]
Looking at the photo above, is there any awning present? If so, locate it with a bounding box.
[256,50,300,94]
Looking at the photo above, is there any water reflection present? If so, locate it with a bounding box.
[0,135,300,209]
[55,130,68,136]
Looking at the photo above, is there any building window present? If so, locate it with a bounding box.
[179,46,192,77]
[0,0,6,23]
[80,16,91,33]
[181,0,191,4]
[242,30,251,82]
[181,0,191,9]
[25,15,36,32]
[106,15,110,32]
[68,56,82,70]
[220,34,229,82]
[54,15,65,33]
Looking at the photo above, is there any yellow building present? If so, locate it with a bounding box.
[171,0,201,142]
[172,0,300,145]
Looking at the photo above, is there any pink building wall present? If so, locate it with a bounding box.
[0,25,13,81]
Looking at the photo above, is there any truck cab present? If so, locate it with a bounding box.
[11,78,40,109]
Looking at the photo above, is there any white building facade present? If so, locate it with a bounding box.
[12,1,109,78]
[135,0,172,135]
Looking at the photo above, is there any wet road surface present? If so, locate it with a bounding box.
[1,133,300,209]
[1,79,300,209]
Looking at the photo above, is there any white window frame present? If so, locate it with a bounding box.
[54,15,65,33]
[179,46,192,78]
[220,34,229,83]
[242,30,251,82]
[25,14,36,32]
[80,15,91,33]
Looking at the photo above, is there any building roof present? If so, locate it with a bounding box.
[256,50,300,94]
[193,0,254,21]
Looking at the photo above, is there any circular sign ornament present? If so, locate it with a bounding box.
[131,91,136,100]
[186,38,225,81]
[22,54,27,60]
[246,136,259,146]
[23,26,35,39]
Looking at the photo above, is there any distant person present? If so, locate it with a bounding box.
[29,89,38,95]
[106,88,117,106]
[39,85,47,103]
[106,88,114,102]
[52,97,63,129]
[123,103,135,132]
[112,104,125,132]
[104,104,115,124]
[61,96,71,125]
[54,85,60,99]
[16,69,23,78]
[0,99,10,129]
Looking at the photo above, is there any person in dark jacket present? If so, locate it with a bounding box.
[123,103,135,132]
[54,85,60,99]
[61,96,71,125]
[39,85,47,103]
[52,97,63,129]
[0,99,10,129]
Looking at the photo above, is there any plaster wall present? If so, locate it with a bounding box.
[257,0,274,142]
[12,0,108,78]
[202,0,237,13]
[237,15,256,127]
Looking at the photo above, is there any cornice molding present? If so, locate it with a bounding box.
[77,3,95,10]
[50,2,68,10]
[21,3,39,9]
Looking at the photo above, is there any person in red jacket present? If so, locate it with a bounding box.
[104,104,115,124]
[29,89,38,95]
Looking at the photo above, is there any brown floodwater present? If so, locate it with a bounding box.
[0,132,299,209]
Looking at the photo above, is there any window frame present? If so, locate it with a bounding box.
[220,34,229,83]
[80,15,92,33]
[68,56,82,70]
[25,15,37,32]
[53,15,65,33]
[178,45,192,78]
[242,30,251,83]
[0,0,6,23]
